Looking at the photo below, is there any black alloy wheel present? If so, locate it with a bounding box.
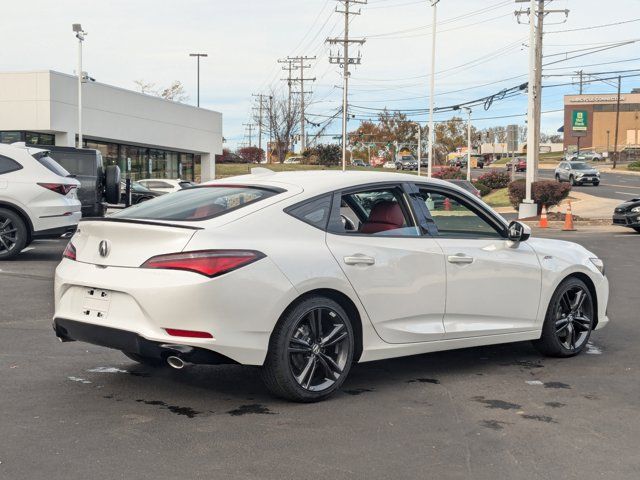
[0,209,27,260]
[262,296,354,402]
[533,278,594,357]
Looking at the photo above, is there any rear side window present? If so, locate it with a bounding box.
[286,195,332,230]
[0,155,22,175]
[112,185,283,221]
[34,153,71,178]
[49,151,98,176]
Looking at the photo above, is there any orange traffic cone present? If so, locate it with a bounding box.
[444,198,452,211]
[539,205,549,228]
[562,201,576,231]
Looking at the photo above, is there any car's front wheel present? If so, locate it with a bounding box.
[570,175,577,186]
[555,174,561,182]
[533,277,594,357]
[0,208,27,260]
[633,227,640,233]
[262,296,354,402]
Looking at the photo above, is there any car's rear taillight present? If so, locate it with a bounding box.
[63,242,76,261]
[38,183,77,195]
[141,250,265,277]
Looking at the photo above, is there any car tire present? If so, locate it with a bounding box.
[261,295,355,402]
[532,277,594,358]
[104,165,122,204]
[570,175,576,186]
[122,351,166,367]
[555,174,561,182]
[633,227,640,233]
[593,181,600,187]
[0,208,28,260]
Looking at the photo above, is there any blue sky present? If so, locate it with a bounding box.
[2,0,639,149]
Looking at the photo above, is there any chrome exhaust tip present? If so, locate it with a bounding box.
[166,356,186,370]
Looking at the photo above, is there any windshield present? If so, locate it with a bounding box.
[570,162,591,170]
[34,153,71,178]
[111,185,282,221]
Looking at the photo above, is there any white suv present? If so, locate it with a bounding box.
[0,144,81,259]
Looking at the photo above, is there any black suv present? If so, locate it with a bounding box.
[40,146,120,217]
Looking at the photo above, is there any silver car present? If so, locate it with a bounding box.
[555,161,600,186]
[570,151,604,162]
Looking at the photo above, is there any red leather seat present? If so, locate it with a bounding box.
[359,201,405,234]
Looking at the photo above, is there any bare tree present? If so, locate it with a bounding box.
[134,79,156,95]
[265,89,301,163]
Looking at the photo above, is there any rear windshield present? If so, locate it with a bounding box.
[34,153,71,178]
[49,151,99,176]
[111,185,282,221]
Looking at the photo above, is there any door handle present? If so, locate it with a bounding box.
[344,255,375,266]
[447,254,474,264]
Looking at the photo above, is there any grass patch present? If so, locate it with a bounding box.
[483,188,511,208]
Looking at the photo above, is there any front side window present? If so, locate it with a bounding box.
[331,186,419,237]
[112,185,283,221]
[0,155,22,175]
[417,188,502,238]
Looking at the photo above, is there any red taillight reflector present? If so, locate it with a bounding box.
[37,183,77,195]
[62,242,76,261]
[165,328,213,339]
[141,250,265,277]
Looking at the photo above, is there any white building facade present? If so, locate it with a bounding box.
[0,71,222,181]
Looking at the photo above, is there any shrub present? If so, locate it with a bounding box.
[477,170,510,189]
[472,181,491,197]
[508,179,571,214]
[432,166,464,180]
[628,161,640,171]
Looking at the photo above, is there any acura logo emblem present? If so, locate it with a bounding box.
[98,240,110,258]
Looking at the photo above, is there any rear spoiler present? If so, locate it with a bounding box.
[79,217,203,230]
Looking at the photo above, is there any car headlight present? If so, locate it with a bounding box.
[590,258,605,275]
[631,206,640,213]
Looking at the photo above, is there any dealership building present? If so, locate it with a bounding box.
[0,71,223,182]
[563,91,640,155]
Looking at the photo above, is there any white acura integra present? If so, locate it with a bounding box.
[54,170,609,402]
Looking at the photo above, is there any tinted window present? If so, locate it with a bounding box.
[112,186,282,221]
[287,195,332,230]
[570,162,590,170]
[418,188,502,238]
[331,186,419,237]
[49,151,98,177]
[0,155,22,175]
[34,153,70,177]
[147,181,172,189]
[179,181,196,189]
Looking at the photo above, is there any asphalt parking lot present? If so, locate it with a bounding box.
[1,229,639,480]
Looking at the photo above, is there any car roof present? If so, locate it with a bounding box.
[205,169,463,198]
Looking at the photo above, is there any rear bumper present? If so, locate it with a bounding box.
[53,318,236,364]
[33,224,77,239]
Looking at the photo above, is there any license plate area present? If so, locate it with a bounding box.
[81,287,112,320]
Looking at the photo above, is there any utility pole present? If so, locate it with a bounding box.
[72,24,87,148]
[613,75,621,169]
[327,0,367,171]
[243,123,254,148]
[288,56,316,153]
[278,58,295,119]
[252,94,270,162]
[428,1,439,178]
[416,123,422,177]
[189,53,208,107]
[268,95,273,163]
[515,0,568,218]
[463,108,472,182]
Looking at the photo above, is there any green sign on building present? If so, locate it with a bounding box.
[572,110,588,131]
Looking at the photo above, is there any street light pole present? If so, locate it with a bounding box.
[72,24,86,148]
[189,53,208,107]
[428,0,439,178]
[463,108,472,181]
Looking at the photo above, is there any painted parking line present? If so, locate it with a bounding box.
[615,192,640,196]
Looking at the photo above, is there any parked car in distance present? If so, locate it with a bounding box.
[0,143,81,259]
[383,160,398,169]
[612,197,640,233]
[54,170,609,402]
[570,151,604,162]
[30,145,120,217]
[283,156,303,165]
[352,160,369,168]
[137,179,196,194]
[506,157,527,172]
[555,161,600,186]
[396,155,418,171]
[120,181,165,205]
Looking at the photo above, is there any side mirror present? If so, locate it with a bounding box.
[507,221,531,243]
